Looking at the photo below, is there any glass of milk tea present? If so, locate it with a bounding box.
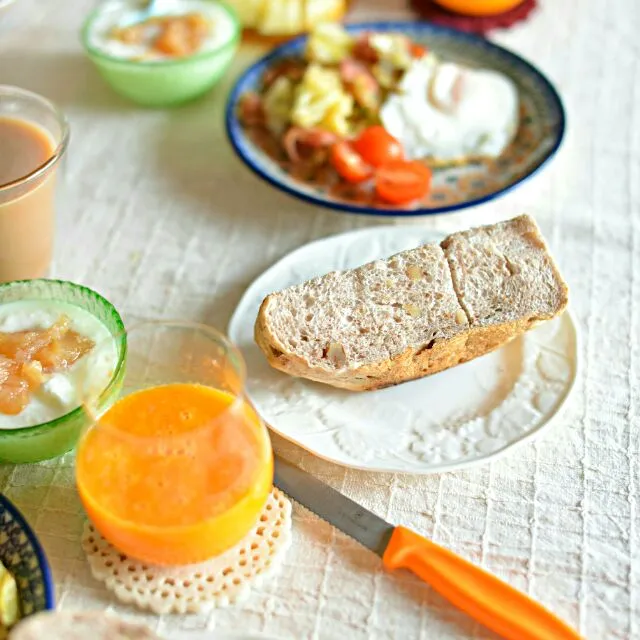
[0,85,70,283]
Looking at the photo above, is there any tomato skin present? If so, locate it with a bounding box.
[353,126,404,168]
[330,141,373,184]
[375,160,432,204]
[410,43,428,58]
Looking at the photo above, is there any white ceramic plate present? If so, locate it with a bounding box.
[228,226,578,474]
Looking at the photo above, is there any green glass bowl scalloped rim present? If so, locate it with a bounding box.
[79,0,241,68]
[0,278,127,440]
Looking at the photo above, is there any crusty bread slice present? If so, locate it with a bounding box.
[11,611,161,639]
[254,215,568,391]
[442,214,569,361]
[255,243,470,390]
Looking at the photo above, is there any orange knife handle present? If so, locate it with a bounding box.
[382,526,582,640]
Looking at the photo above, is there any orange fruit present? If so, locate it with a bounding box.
[432,0,523,17]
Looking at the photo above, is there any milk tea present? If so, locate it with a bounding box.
[0,117,57,282]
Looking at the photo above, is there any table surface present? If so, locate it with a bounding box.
[1,1,639,638]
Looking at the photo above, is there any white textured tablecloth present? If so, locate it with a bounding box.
[1,1,639,638]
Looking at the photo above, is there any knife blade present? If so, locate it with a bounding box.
[274,456,581,640]
[274,454,394,556]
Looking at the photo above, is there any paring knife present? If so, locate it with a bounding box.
[274,457,581,640]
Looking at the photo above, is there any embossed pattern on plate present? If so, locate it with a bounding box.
[228,226,578,474]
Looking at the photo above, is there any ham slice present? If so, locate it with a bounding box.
[283,126,338,163]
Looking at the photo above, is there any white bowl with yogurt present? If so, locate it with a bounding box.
[0,279,126,464]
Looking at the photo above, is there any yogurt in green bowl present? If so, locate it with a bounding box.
[81,0,240,107]
[0,280,126,464]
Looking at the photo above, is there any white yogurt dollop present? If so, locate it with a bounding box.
[380,54,519,162]
[0,300,119,429]
[88,0,236,61]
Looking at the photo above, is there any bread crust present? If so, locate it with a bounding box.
[11,611,161,640]
[256,302,558,391]
[254,215,569,392]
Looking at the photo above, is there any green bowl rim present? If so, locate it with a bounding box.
[80,0,241,68]
[0,278,127,438]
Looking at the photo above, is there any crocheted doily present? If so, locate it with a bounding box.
[82,488,292,615]
[409,0,537,34]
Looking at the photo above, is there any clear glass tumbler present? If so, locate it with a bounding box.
[75,321,273,566]
[0,85,70,283]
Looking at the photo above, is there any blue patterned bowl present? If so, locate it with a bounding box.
[0,495,54,620]
[226,21,565,217]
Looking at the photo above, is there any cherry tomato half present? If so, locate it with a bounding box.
[330,141,373,184]
[353,126,404,168]
[375,161,432,205]
[410,43,428,58]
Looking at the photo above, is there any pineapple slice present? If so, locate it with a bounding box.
[259,0,305,35]
[306,22,353,64]
[263,76,295,134]
[224,0,267,28]
[229,0,348,36]
[320,93,353,136]
[372,61,397,89]
[304,0,347,29]
[292,64,353,133]
[0,562,19,630]
[369,33,413,70]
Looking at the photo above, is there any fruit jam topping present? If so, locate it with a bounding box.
[110,13,212,58]
[0,316,94,415]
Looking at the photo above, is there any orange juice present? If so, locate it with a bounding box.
[76,383,273,565]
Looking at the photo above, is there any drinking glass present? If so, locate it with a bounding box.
[0,86,69,283]
[75,321,273,566]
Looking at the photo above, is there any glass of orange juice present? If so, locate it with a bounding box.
[75,321,273,566]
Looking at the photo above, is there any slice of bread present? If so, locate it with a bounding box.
[254,215,569,391]
[10,611,161,640]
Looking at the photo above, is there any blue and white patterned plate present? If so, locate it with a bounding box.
[226,22,565,217]
[0,495,54,619]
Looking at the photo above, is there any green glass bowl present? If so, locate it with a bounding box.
[80,1,240,107]
[0,279,127,464]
